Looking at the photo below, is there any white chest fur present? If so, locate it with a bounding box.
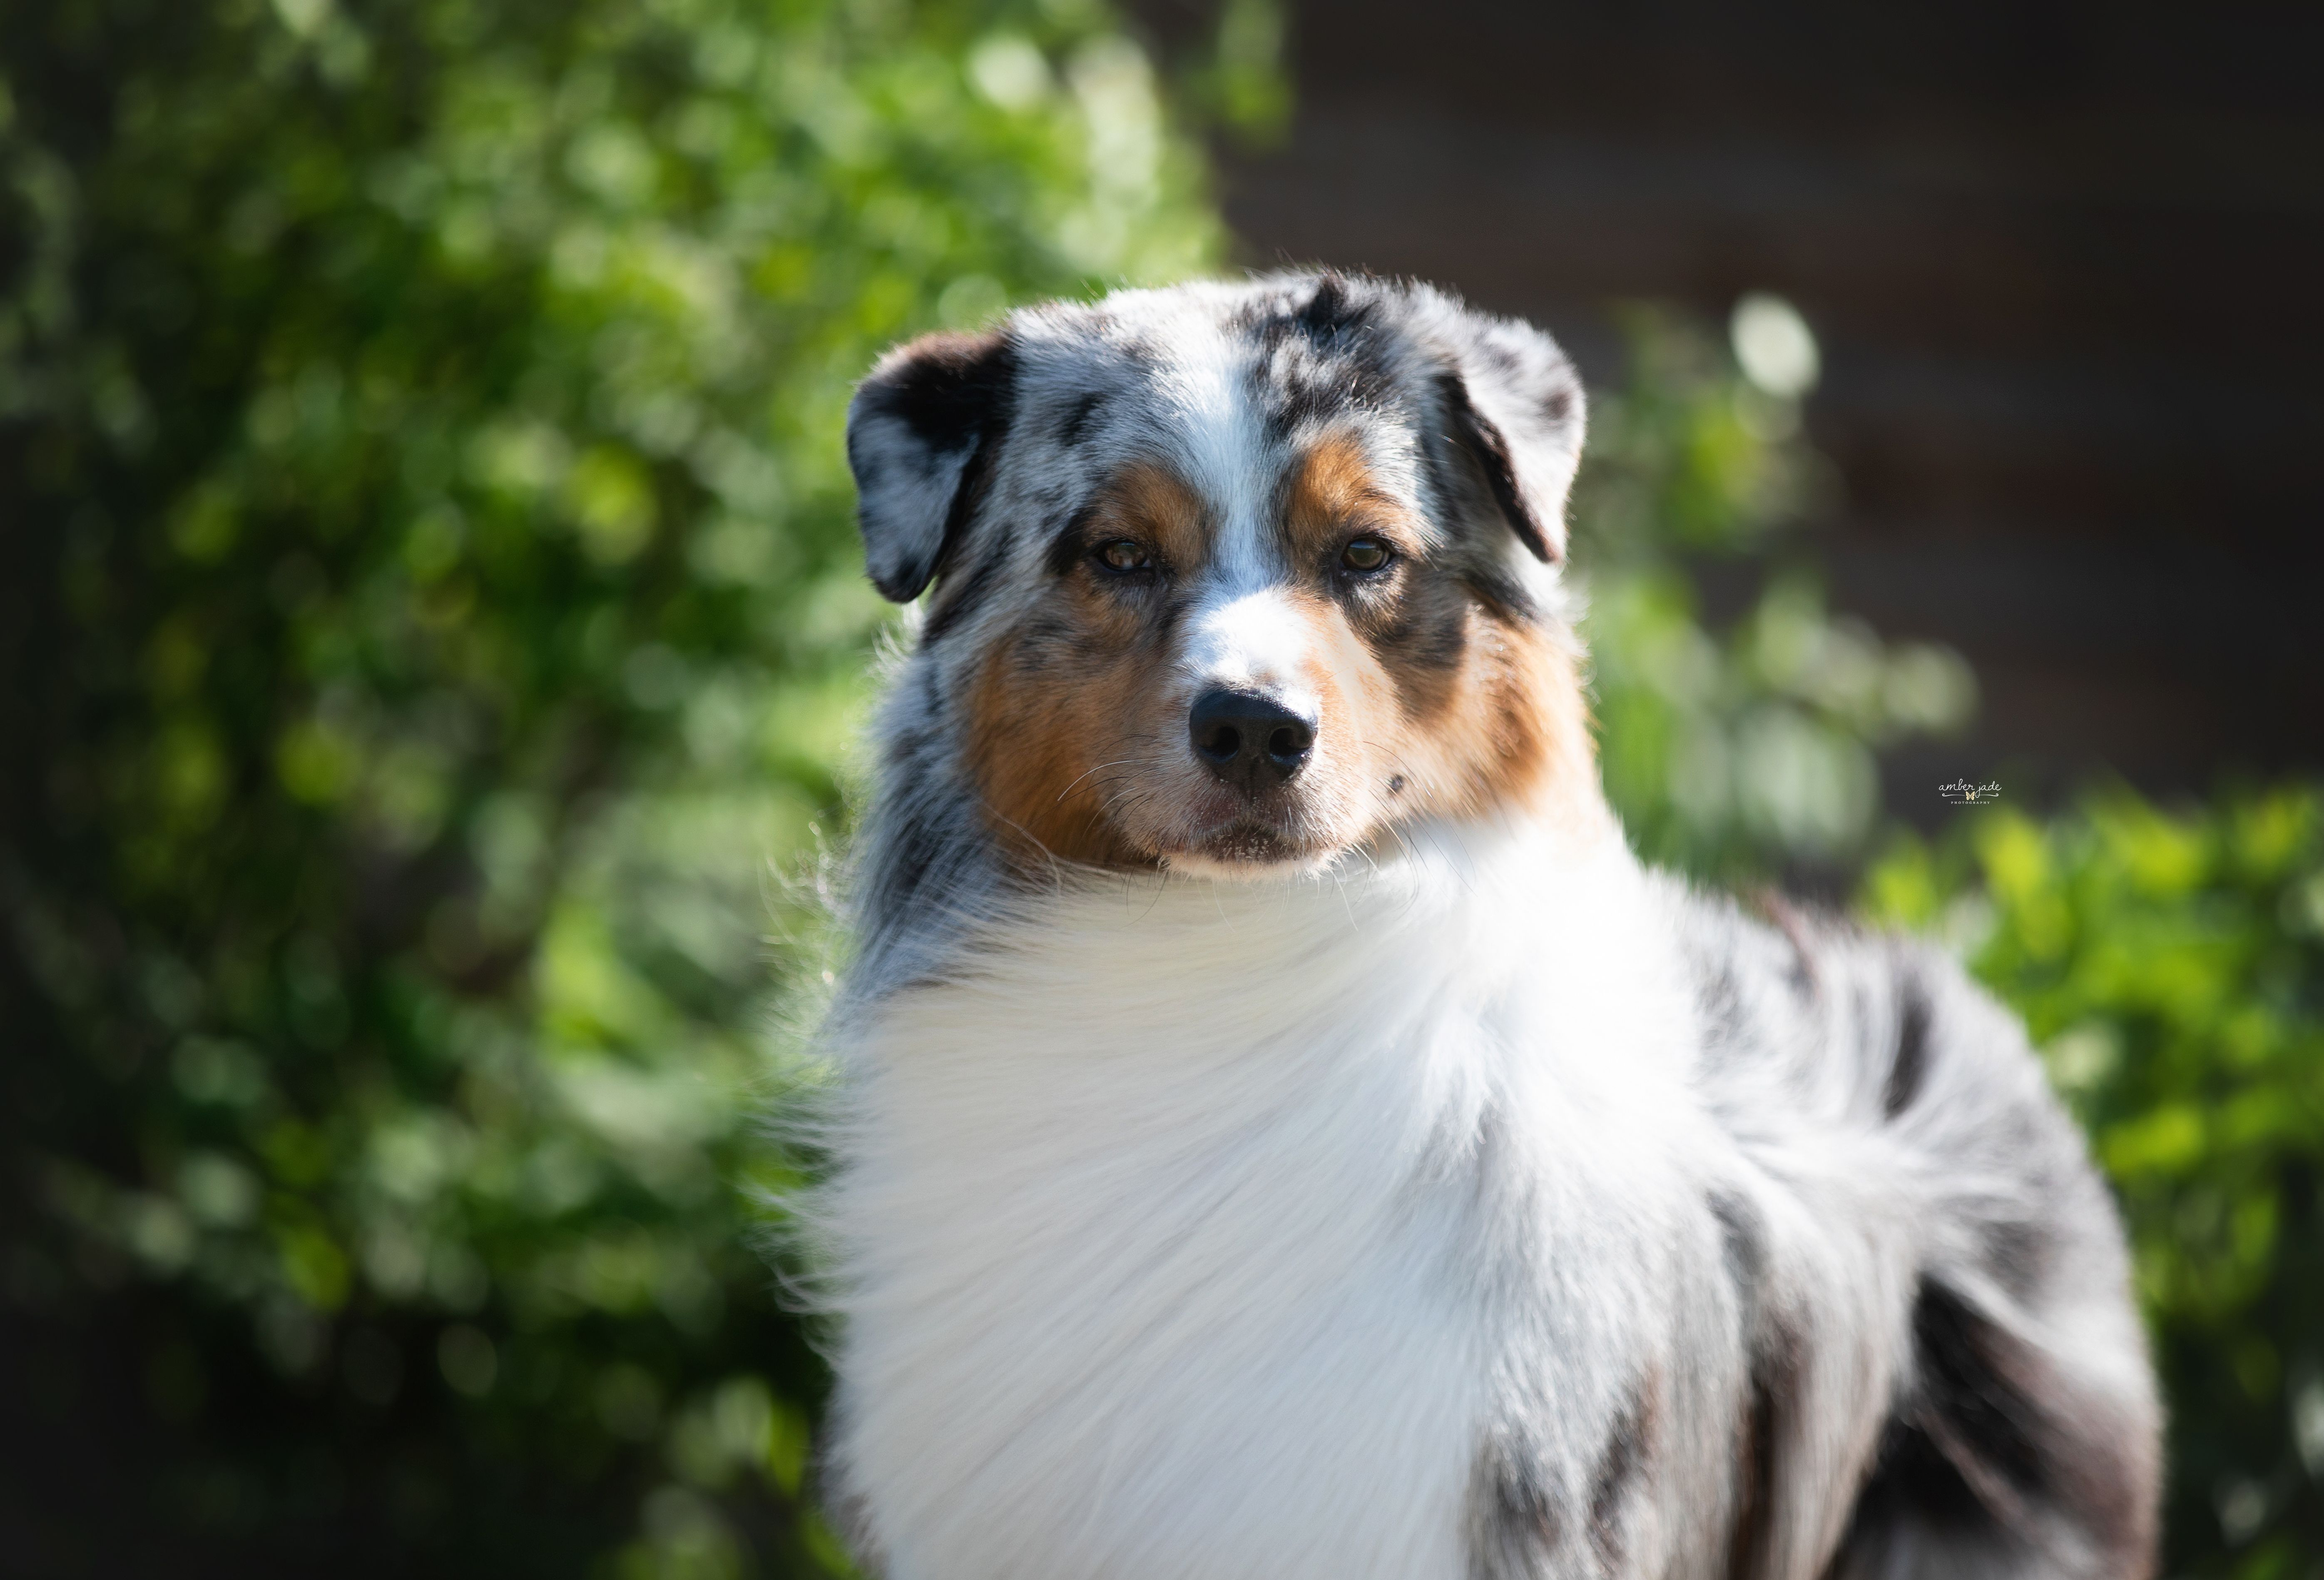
[822,829,1708,1580]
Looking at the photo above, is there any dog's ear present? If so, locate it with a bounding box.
[1428,308,1585,564]
[847,329,1017,602]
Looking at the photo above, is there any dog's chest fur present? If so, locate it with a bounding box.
[825,832,1747,1580]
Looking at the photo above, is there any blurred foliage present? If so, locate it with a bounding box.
[0,0,1242,1571]
[1177,0,1291,146]
[1866,793,2324,1578]
[1575,304,1976,880]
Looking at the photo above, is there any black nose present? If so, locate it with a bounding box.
[1189,689,1316,791]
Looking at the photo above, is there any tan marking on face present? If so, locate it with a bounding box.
[1284,431,1439,659]
[1386,606,1600,836]
[1281,433,1417,568]
[1092,459,1210,571]
[966,623,1157,867]
[959,461,1211,867]
[1289,587,1597,848]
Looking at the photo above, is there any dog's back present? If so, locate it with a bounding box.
[1671,889,2159,1579]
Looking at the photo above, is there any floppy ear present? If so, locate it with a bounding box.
[846,329,1017,602]
[1427,307,1586,564]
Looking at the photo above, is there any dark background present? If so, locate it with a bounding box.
[1141,0,2324,812]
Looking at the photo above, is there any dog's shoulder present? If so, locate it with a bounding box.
[1654,877,2020,1131]
[1648,875,2161,1580]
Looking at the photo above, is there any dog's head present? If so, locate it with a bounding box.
[848,273,1599,877]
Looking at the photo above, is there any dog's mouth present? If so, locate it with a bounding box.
[1195,819,1303,865]
[1153,811,1336,875]
[1131,758,1353,873]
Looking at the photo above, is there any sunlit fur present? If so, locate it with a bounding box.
[812,273,2160,1580]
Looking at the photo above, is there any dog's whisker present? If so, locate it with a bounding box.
[1053,756,1167,804]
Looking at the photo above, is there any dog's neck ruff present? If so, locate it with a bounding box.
[824,817,1709,1580]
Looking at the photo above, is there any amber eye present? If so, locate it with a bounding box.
[1096,539,1151,573]
[1340,536,1393,573]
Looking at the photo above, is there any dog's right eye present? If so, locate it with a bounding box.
[1095,540,1152,573]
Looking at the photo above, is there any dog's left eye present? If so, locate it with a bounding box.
[1340,536,1393,573]
[1096,540,1151,573]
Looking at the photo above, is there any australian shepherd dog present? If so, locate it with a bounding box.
[809,272,2160,1580]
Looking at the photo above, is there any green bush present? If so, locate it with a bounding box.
[1866,792,2324,1578]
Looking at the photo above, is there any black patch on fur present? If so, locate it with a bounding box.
[1913,1280,2047,1499]
[1267,374,1335,440]
[927,406,1013,596]
[1588,1379,1655,1568]
[1152,585,1196,643]
[852,331,1020,601]
[1981,1216,2052,1304]
[1265,356,1396,441]
[1248,275,1397,441]
[1436,373,1556,564]
[1468,1431,1560,1580]
[1369,594,1469,680]
[1852,1408,1991,1544]
[1883,972,1932,1119]
[1295,273,1374,340]
[1243,271,1374,348]
[1738,1314,1807,1580]
[1044,503,1105,579]
[870,794,950,930]
[1726,1361,1781,1580]
[1829,1279,2070,1577]
[1058,389,1105,445]
[921,536,1009,645]
[1010,610,1087,666]
[870,331,1010,454]
[1458,563,1544,627]
[1709,1189,1767,1291]
[1706,1189,1780,1579]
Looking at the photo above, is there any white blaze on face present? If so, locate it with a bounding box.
[1179,585,1324,723]
[1130,303,1327,723]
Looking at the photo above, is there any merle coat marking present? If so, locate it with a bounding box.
[810,272,2160,1580]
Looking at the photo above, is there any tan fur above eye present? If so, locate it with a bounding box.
[1284,435,1409,567]
[1090,462,1210,571]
